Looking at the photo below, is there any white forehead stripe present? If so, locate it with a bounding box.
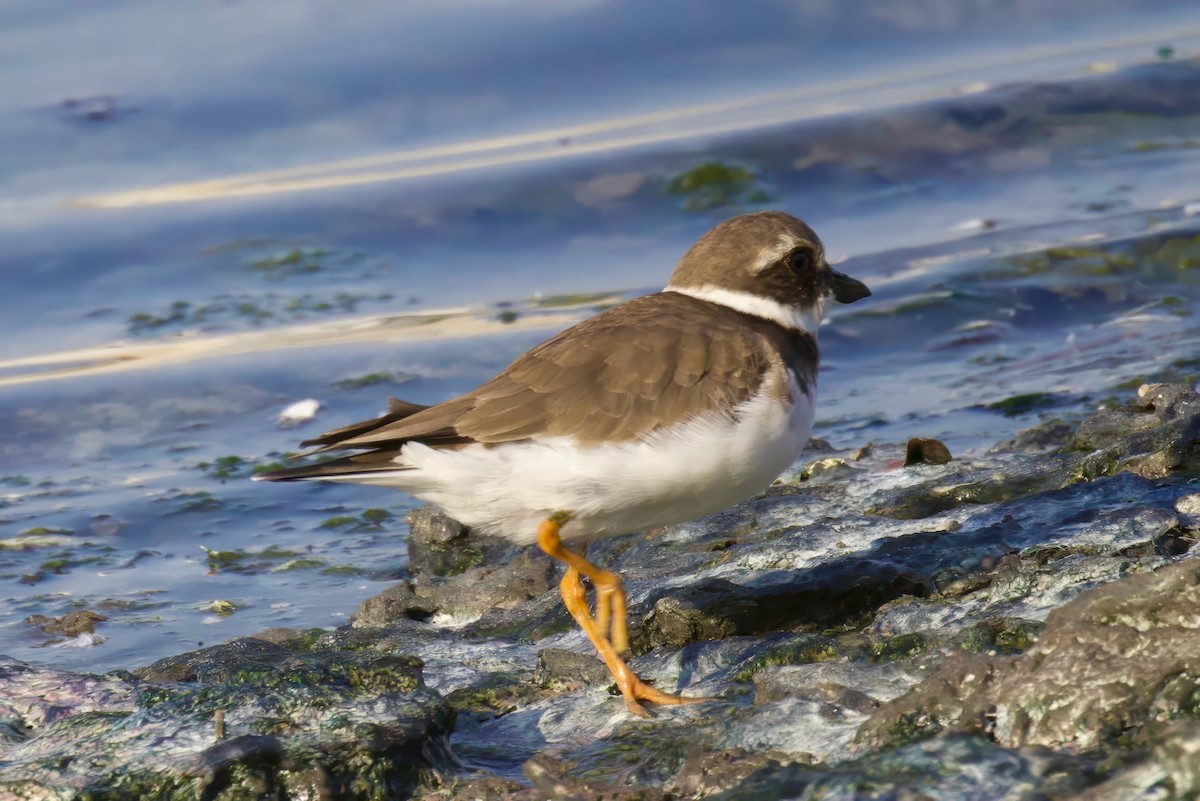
[750,235,799,273]
[664,284,826,336]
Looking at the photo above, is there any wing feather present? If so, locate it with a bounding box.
[280,293,779,458]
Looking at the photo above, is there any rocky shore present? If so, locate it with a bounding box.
[3,382,1200,800]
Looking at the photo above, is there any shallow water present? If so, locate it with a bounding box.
[3,1,1200,672]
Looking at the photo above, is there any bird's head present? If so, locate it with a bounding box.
[666,211,870,334]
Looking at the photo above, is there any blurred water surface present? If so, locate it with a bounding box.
[3,0,1200,670]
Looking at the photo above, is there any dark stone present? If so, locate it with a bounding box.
[905,437,953,466]
[406,506,518,577]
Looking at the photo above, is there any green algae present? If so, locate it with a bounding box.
[125,290,394,337]
[249,246,328,278]
[444,672,552,719]
[195,454,248,480]
[332,371,414,390]
[321,565,367,576]
[320,509,394,531]
[361,508,391,524]
[733,635,843,682]
[202,547,246,573]
[170,491,222,513]
[665,161,769,211]
[987,392,1055,417]
[274,558,326,572]
[19,526,75,537]
[869,632,936,663]
[960,618,1044,655]
[205,599,240,617]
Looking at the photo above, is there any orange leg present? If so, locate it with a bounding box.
[538,512,708,716]
[580,544,629,654]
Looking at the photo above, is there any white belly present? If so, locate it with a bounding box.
[382,379,816,544]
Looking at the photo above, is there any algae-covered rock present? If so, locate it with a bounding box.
[860,560,1200,752]
[6,385,1200,798]
[0,639,453,800]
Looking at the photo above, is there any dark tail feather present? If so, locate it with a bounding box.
[300,397,429,451]
[253,451,411,482]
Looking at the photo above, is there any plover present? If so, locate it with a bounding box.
[256,211,870,715]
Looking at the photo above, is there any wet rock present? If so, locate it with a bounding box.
[986,391,1060,417]
[872,384,1200,519]
[421,550,558,625]
[956,617,1044,656]
[797,455,859,483]
[525,753,670,801]
[751,659,923,710]
[1177,491,1200,517]
[10,383,1200,797]
[668,749,791,799]
[0,639,453,800]
[860,560,1200,752]
[351,579,439,626]
[536,646,611,687]
[412,774,527,800]
[246,626,328,649]
[733,634,844,684]
[355,550,557,630]
[443,671,555,723]
[992,419,1074,454]
[1078,719,1200,800]
[710,734,1063,801]
[407,506,518,577]
[905,437,953,465]
[633,593,741,652]
[1070,383,1200,479]
[866,457,1068,519]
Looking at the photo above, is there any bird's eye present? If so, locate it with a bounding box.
[787,249,812,272]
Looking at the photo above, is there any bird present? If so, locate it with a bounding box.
[255,211,870,715]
